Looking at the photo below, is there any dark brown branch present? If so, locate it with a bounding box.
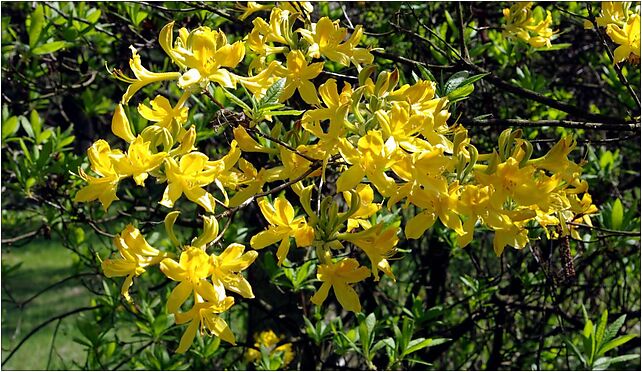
[460,118,640,131]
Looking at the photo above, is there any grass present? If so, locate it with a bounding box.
[1,238,95,370]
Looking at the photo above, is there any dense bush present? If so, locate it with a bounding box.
[1,2,640,370]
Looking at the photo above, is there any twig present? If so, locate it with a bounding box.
[372,50,455,70]
[1,226,43,245]
[460,118,640,131]
[246,127,317,162]
[566,221,640,237]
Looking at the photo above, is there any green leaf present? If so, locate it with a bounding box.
[611,199,624,230]
[564,337,587,367]
[222,87,251,112]
[2,116,19,140]
[30,110,41,137]
[596,310,608,346]
[20,116,34,138]
[602,353,640,366]
[32,41,71,55]
[448,83,475,102]
[259,78,286,107]
[265,110,304,116]
[598,334,636,355]
[444,71,469,94]
[28,5,45,48]
[402,338,433,356]
[602,315,626,345]
[372,337,394,353]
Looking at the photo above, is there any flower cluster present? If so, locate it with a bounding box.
[586,2,641,64]
[502,2,556,48]
[245,330,295,367]
[76,1,595,352]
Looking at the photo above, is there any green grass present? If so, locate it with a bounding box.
[1,238,94,370]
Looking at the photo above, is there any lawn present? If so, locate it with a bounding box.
[1,238,95,370]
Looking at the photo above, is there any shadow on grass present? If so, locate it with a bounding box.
[1,239,95,370]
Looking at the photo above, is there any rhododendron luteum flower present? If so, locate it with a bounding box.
[101,225,169,301]
[250,195,314,265]
[245,330,295,367]
[310,258,371,313]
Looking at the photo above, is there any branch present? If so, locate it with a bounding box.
[566,221,641,237]
[1,226,43,245]
[460,118,640,131]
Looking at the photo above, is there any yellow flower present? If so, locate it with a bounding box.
[102,225,168,301]
[343,224,399,281]
[300,79,352,160]
[502,3,556,48]
[250,195,315,265]
[337,130,399,197]
[280,50,323,104]
[160,142,241,212]
[299,17,372,66]
[161,153,217,212]
[246,330,295,367]
[595,2,629,28]
[342,184,380,231]
[159,22,245,89]
[174,296,236,353]
[112,46,181,104]
[310,258,370,312]
[235,1,274,21]
[110,136,167,186]
[238,60,285,98]
[210,243,258,299]
[160,246,220,313]
[111,104,136,143]
[475,157,548,210]
[606,14,641,64]
[138,95,189,132]
[75,140,121,210]
[279,1,313,15]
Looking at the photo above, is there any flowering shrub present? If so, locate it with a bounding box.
[74,2,600,353]
[2,1,640,370]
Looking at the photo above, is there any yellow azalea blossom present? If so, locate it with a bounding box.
[238,60,286,98]
[606,14,641,64]
[492,217,531,256]
[250,195,315,265]
[102,225,169,301]
[251,7,291,45]
[343,224,399,281]
[210,243,258,299]
[75,140,121,210]
[337,130,399,197]
[404,185,464,240]
[110,136,167,186]
[161,152,219,212]
[162,141,239,212]
[246,330,295,367]
[160,22,245,89]
[235,1,273,21]
[279,1,313,15]
[112,104,136,143]
[175,296,236,353]
[475,157,549,211]
[160,246,221,313]
[280,50,323,104]
[310,258,370,312]
[300,79,353,160]
[138,94,189,133]
[502,2,556,48]
[342,184,380,231]
[595,2,629,28]
[299,17,372,66]
[112,46,181,104]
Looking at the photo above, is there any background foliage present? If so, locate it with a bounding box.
[1,1,640,370]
